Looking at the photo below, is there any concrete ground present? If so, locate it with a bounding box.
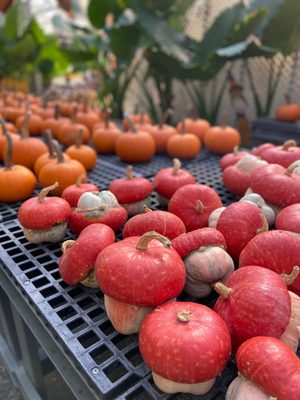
[0,357,76,400]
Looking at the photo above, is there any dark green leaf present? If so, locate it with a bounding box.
[246,0,284,36]
[27,18,45,44]
[88,0,120,29]
[261,0,300,54]
[111,24,140,60]
[217,36,276,59]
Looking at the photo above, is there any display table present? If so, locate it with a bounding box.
[0,150,292,400]
[251,117,300,146]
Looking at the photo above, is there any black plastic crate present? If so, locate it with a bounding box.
[0,219,237,400]
[251,117,300,146]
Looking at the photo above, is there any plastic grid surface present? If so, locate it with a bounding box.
[0,153,273,400]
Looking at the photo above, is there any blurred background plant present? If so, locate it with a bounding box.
[1,0,300,122]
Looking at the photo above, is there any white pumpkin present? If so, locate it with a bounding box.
[208,207,226,228]
[239,192,275,226]
[77,190,119,210]
[235,155,268,174]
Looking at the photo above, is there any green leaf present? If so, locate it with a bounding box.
[134,3,192,64]
[217,36,276,59]
[246,0,284,36]
[111,24,140,60]
[191,2,245,65]
[27,18,45,45]
[4,1,31,39]
[88,0,120,29]
[7,33,38,60]
[261,0,300,54]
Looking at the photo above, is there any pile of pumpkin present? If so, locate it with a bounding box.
[12,138,300,399]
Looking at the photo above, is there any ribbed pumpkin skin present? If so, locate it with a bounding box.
[154,167,196,200]
[258,145,300,168]
[0,165,36,202]
[116,131,155,163]
[65,145,97,170]
[214,266,291,350]
[239,230,300,296]
[92,128,121,154]
[236,337,300,400]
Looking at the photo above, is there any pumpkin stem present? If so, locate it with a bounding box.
[3,130,13,170]
[195,200,204,213]
[124,113,137,133]
[140,112,145,125]
[190,107,197,121]
[256,213,269,234]
[54,104,60,120]
[177,310,191,322]
[61,240,75,254]
[43,130,55,159]
[281,266,299,285]
[76,175,85,187]
[282,139,297,150]
[75,128,84,148]
[180,118,186,135]
[38,182,59,202]
[21,112,30,139]
[172,158,182,174]
[126,165,133,179]
[0,118,7,136]
[143,205,153,213]
[221,112,228,129]
[71,106,77,124]
[159,109,173,129]
[103,109,111,129]
[136,231,171,250]
[284,160,300,176]
[51,140,65,164]
[214,282,232,298]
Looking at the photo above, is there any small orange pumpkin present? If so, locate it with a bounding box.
[92,112,121,154]
[4,113,48,169]
[116,117,155,163]
[148,109,177,153]
[176,111,210,142]
[276,102,300,122]
[43,104,69,139]
[123,112,152,131]
[34,131,71,176]
[76,102,100,131]
[16,112,44,136]
[39,140,87,196]
[167,120,201,159]
[0,119,19,162]
[203,124,241,154]
[65,128,97,170]
[57,107,90,146]
[0,131,36,203]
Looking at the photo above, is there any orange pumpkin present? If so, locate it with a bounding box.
[149,110,177,154]
[39,140,87,196]
[65,128,97,170]
[43,104,69,139]
[92,113,121,154]
[76,103,100,131]
[116,118,155,163]
[167,121,201,159]
[4,113,48,169]
[203,125,241,154]
[57,107,90,146]
[176,116,210,142]
[0,131,36,203]
[2,102,25,122]
[16,112,44,136]
[276,103,300,122]
[34,131,70,176]
[123,112,152,131]
[0,119,19,162]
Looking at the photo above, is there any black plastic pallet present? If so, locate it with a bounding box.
[251,117,300,146]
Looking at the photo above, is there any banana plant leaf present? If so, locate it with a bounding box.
[4,0,31,39]
[216,35,276,60]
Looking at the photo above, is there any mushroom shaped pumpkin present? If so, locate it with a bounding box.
[59,224,115,288]
[109,165,152,216]
[208,201,268,261]
[275,203,300,233]
[251,142,274,157]
[168,184,222,232]
[95,232,186,334]
[250,161,300,208]
[69,190,128,234]
[139,301,231,395]
[256,139,300,168]
[153,158,196,206]
[61,175,99,208]
[220,146,249,170]
[122,207,186,239]
[172,228,234,298]
[0,131,36,203]
[18,182,71,243]
[214,265,292,350]
[239,230,300,296]
[222,155,268,197]
[236,337,300,400]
